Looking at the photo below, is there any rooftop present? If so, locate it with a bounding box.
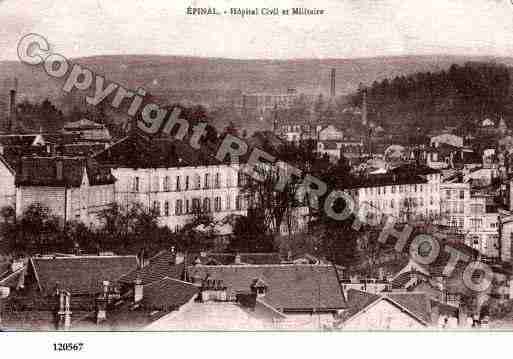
[187,264,346,311]
[29,255,139,296]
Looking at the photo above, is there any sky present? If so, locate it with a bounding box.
[1,0,513,61]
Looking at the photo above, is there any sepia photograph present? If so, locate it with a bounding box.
[2,0,513,354]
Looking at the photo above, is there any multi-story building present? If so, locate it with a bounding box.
[0,155,15,210]
[440,180,470,231]
[241,89,304,118]
[94,134,246,231]
[345,165,441,223]
[464,193,500,257]
[441,176,501,258]
[15,156,116,225]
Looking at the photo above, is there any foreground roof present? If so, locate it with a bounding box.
[94,133,224,169]
[119,251,185,286]
[342,289,431,326]
[29,255,139,296]
[187,264,346,311]
[16,156,116,187]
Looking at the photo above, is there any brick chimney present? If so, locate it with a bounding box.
[96,293,107,324]
[458,304,468,328]
[57,291,72,330]
[134,279,143,303]
[0,286,10,327]
[56,160,64,181]
[8,84,16,132]
[430,304,440,328]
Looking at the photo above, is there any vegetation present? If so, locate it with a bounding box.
[350,62,512,134]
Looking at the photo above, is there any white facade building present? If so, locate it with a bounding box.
[346,165,441,223]
[94,135,246,231]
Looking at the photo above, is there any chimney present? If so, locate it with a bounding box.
[430,304,440,328]
[378,267,385,282]
[234,253,241,265]
[56,160,63,181]
[330,68,336,98]
[174,252,185,265]
[8,79,17,132]
[64,292,72,330]
[57,291,72,330]
[134,279,143,303]
[102,280,110,298]
[458,304,468,328]
[96,294,107,324]
[362,88,368,126]
[0,286,10,327]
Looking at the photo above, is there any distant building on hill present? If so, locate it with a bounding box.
[62,119,112,144]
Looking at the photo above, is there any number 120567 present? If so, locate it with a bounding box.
[53,343,84,352]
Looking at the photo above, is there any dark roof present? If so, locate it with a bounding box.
[385,293,431,324]
[187,265,346,311]
[1,310,90,331]
[140,277,198,311]
[94,134,223,169]
[60,143,107,156]
[344,289,381,319]
[343,289,431,325]
[389,164,441,176]
[200,253,282,265]
[347,173,428,189]
[431,300,458,317]
[118,251,185,286]
[319,141,339,150]
[16,156,116,187]
[30,255,138,296]
[0,135,39,147]
[346,164,441,189]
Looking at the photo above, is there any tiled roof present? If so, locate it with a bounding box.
[118,251,185,286]
[391,270,430,289]
[0,267,26,289]
[385,293,431,324]
[140,277,198,311]
[187,265,346,311]
[343,289,381,319]
[346,172,428,189]
[15,156,115,187]
[30,255,138,296]
[94,134,224,169]
[431,300,458,317]
[0,135,39,147]
[201,253,282,265]
[1,310,91,331]
[342,289,431,326]
[389,164,441,176]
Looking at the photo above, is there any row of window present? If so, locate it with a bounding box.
[443,189,466,200]
[366,196,437,211]
[362,183,435,196]
[151,195,247,216]
[131,172,245,192]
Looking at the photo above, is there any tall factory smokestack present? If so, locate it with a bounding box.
[8,78,18,133]
[330,68,336,98]
[362,87,368,126]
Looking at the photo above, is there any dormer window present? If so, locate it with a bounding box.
[251,278,268,297]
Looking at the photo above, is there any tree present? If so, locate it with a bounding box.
[242,160,301,237]
[227,213,276,253]
[18,203,60,254]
